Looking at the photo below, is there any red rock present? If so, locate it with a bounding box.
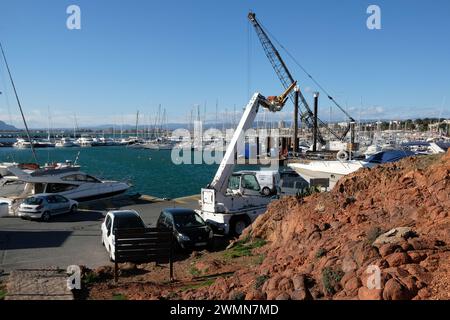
[383,278,413,300]
[290,290,307,300]
[275,292,290,300]
[266,290,281,300]
[408,251,428,264]
[291,275,305,291]
[416,288,431,299]
[385,252,411,267]
[357,287,383,300]
[344,277,361,295]
[277,278,294,291]
[340,271,356,287]
[378,243,400,257]
[245,289,265,300]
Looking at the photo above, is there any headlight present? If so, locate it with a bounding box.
[177,233,190,241]
[208,230,214,238]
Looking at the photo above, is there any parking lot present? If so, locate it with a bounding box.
[0,194,200,272]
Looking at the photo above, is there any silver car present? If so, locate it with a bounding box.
[18,194,78,221]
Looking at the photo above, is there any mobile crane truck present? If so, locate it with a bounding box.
[196,83,296,236]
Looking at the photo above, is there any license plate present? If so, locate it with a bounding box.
[195,242,207,247]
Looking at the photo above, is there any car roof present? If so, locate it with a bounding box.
[162,208,197,216]
[108,210,141,219]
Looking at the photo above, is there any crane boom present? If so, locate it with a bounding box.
[248,12,354,143]
[210,84,296,193]
[247,12,325,144]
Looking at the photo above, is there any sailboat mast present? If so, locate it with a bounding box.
[135,110,139,139]
[0,41,38,162]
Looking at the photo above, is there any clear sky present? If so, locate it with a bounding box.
[0,0,449,128]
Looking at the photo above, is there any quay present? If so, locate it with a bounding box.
[0,194,201,272]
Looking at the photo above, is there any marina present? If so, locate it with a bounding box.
[0,1,449,303]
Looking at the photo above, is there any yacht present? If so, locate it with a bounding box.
[1,166,130,203]
[76,136,94,147]
[13,138,56,148]
[55,138,78,148]
[288,150,416,190]
[13,138,32,148]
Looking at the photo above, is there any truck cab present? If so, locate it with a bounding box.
[227,172,262,196]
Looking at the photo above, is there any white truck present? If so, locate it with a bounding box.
[196,84,296,236]
[231,170,280,196]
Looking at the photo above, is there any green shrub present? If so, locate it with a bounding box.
[188,266,202,277]
[83,272,99,285]
[0,288,6,300]
[322,267,344,295]
[112,293,127,300]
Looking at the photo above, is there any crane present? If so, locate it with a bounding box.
[198,85,296,235]
[248,12,355,145]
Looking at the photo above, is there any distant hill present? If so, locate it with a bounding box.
[0,120,17,131]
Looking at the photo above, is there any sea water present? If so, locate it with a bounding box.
[0,146,258,199]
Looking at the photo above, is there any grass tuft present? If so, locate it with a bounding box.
[112,293,127,300]
[223,238,267,259]
[181,279,215,291]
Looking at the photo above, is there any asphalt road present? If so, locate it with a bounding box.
[0,194,200,272]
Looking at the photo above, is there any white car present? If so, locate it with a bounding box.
[101,210,146,261]
[18,194,78,221]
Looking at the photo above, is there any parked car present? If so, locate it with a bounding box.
[101,210,146,261]
[18,194,78,221]
[231,170,280,196]
[157,208,214,250]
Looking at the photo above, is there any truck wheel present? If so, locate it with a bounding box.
[230,216,250,236]
[262,187,271,196]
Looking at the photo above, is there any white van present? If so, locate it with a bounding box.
[232,170,280,196]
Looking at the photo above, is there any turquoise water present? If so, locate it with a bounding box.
[0,147,257,199]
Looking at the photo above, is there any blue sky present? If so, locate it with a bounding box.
[0,0,449,128]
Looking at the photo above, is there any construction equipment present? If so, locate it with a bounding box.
[248,11,355,144]
[197,86,295,236]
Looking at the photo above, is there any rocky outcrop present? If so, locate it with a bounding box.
[184,150,450,300]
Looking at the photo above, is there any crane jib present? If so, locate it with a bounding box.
[248,11,354,143]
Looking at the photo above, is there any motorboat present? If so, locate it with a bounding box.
[13,138,32,148]
[13,138,54,148]
[288,150,416,190]
[1,166,130,206]
[55,137,78,147]
[76,136,94,147]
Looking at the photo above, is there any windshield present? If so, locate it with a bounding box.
[228,175,240,190]
[113,215,144,229]
[24,197,43,205]
[173,212,205,229]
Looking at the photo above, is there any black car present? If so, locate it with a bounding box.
[157,208,214,250]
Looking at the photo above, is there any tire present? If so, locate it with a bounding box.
[70,204,78,214]
[336,150,349,161]
[262,187,271,196]
[41,211,51,222]
[230,216,250,237]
